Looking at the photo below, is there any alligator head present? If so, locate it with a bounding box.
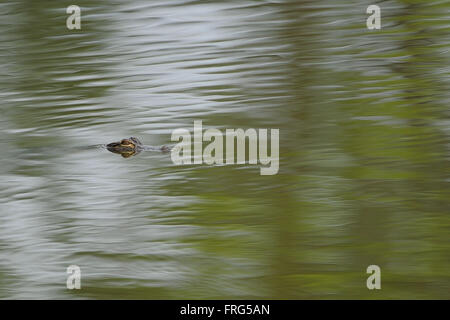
[106,137,143,158]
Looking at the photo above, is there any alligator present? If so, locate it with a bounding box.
[106,137,171,158]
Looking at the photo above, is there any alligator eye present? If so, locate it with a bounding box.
[121,139,130,145]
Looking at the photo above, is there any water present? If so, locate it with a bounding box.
[0,0,449,299]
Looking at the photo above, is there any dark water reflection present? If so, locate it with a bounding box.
[0,0,449,299]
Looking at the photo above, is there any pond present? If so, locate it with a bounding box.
[0,0,448,299]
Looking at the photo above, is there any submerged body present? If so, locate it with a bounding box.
[106,137,170,157]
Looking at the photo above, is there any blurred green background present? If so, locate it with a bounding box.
[0,0,448,299]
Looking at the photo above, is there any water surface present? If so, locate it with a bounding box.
[0,0,449,299]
